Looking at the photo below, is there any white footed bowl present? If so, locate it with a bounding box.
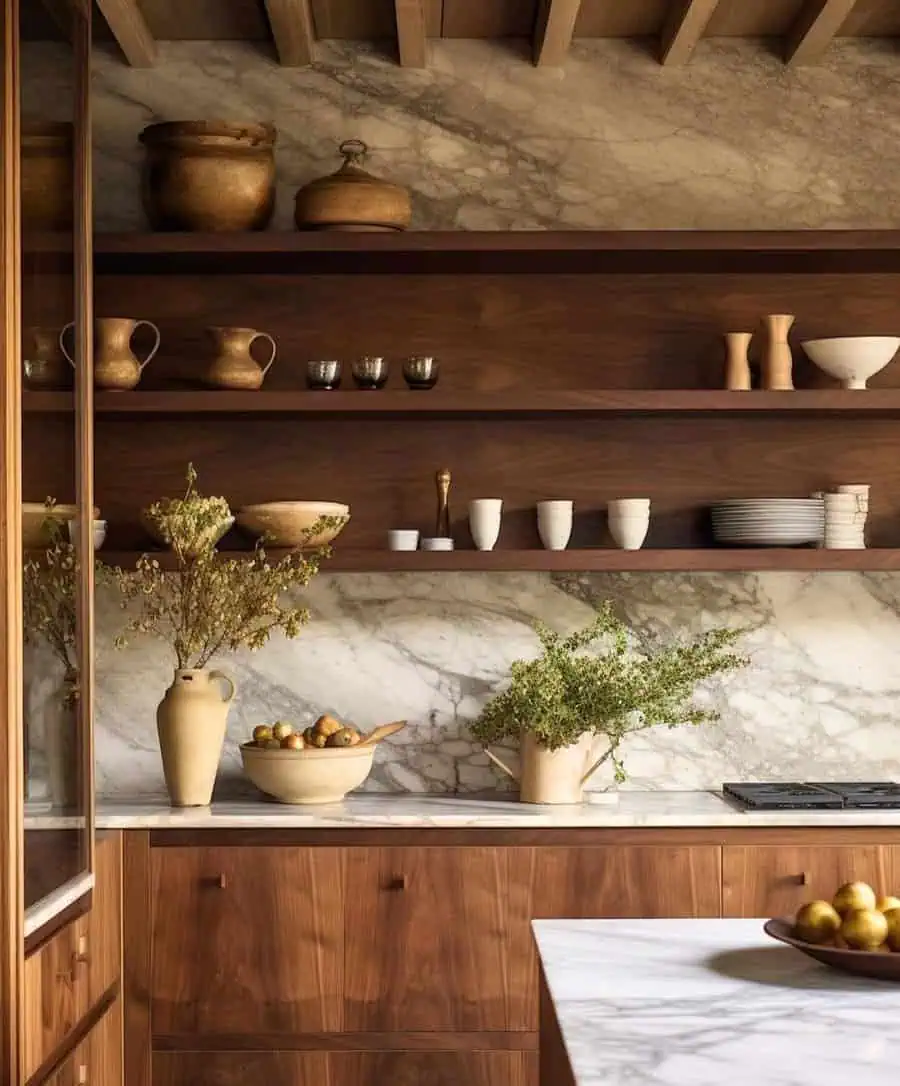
[241,743,374,804]
[801,336,900,389]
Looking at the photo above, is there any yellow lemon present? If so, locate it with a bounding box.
[840,907,888,951]
[832,881,877,917]
[794,901,841,944]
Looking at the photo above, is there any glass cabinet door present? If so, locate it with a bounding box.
[21,0,93,929]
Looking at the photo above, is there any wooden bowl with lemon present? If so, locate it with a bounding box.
[765,880,900,980]
[240,714,404,805]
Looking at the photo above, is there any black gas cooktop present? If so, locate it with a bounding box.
[723,781,900,810]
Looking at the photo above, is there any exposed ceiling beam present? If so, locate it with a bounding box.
[264,0,316,66]
[785,0,859,66]
[394,0,428,68]
[659,0,721,66]
[533,0,584,67]
[94,0,157,67]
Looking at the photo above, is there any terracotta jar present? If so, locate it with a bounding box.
[21,121,73,230]
[157,669,236,806]
[294,139,412,232]
[24,326,73,390]
[140,121,276,232]
[62,317,160,390]
[204,327,277,390]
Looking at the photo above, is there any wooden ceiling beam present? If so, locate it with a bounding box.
[264,0,316,66]
[533,0,584,67]
[394,0,428,68]
[785,0,859,66]
[94,0,157,66]
[659,0,721,65]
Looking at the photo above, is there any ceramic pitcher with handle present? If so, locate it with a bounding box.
[62,317,160,390]
[484,732,608,804]
[156,668,236,806]
[204,326,277,390]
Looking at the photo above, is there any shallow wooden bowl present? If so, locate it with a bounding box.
[764,917,900,981]
[240,743,374,804]
[236,501,349,548]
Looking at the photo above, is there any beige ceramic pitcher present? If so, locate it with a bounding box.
[62,317,160,390]
[156,668,236,806]
[484,732,607,804]
[204,326,277,390]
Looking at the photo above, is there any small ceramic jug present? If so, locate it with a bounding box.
[761,314,794,391]
[24,326,73,390]
[62,317,160,391]
[204,327,277,391]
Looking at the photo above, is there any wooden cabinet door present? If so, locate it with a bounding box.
[81,832,122,1008]
[344,847,532,1031]
[331,1052,535,1086]
[150,846,344,1034]
[42,998,121,1086]
[23,920,90,1080]
[153,1052,328,1086]
[723,845,895,916]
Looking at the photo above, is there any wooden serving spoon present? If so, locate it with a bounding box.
[359,720,407,747]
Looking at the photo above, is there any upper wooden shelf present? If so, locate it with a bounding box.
[85,230,900,276]
[24,390,900,417]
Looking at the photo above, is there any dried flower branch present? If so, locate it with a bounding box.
[111,465,331,669]
[23,500,78,672]
[470,602,748,782]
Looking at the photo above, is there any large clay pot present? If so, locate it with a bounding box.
[484,732,601,805]
[156,668,236,806]
[62,317,161,391]
[204,327,277,390]
[21,122,73,230]
[24,326,73,390]
[140,121,276,232]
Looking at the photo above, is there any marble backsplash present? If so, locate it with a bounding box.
[21,37,900,794]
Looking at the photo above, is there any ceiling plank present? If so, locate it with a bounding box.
[533,0,584,65]
[264,0,316,65]
[394,0,428,66]
[94,0,157,66]
[784,0,859,64]
[659,0,722,65]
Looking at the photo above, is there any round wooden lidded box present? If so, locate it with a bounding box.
[139,121,277,232]
[294,139,412,232]
[21,121,74,230]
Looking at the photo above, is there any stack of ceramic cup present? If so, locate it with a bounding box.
[607,498,651,551]
[823,485,868,549]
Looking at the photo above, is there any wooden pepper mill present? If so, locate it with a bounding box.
[761,314,795,390]
[723,332,752,391]
[435,468,451,537]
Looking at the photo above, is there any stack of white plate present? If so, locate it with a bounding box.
[711,499,825,547]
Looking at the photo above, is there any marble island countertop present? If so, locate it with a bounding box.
[534,917,900,1086]
[81,790,900,829]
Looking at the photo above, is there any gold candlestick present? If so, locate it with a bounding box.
[435,468,451,537]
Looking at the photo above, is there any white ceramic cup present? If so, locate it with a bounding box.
[468,498,503,551]
[537,500,573,551]
[420,536,454,551]
[608,514,649,551]
[608,498,651,516]
[836,484,870,513]
[388,529,419,551]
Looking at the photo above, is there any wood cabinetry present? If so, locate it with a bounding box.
[43,997,122,1086]
[23,920,90,1080]
[722,844,897,916]
[153,1052,328,1086]
[150,845,344,1035]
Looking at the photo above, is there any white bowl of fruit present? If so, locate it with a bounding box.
[240,714,404,805]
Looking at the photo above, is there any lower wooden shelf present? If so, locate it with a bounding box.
[97,548,900,573]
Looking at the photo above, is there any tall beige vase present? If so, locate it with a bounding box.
[761,314,795,390]
[157,668,236,807]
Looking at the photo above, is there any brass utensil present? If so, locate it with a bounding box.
[358,720,407,747]
[403,356,439,390]
[435,468,451,537]
[352,356,388,389]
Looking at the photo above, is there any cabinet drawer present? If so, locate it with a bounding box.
[24,920,90,1080]
[723,845,896,916]
[150,846,344,1034]
[153,1052,327,1086]
[43,997,122,1086]
[81,833,122,1007]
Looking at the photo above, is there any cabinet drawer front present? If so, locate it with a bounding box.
[24,920,90,1080]
[150,846,344,1034]
[153,1052,327,1086]
[722,845,896,917]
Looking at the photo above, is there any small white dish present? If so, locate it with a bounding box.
[420,536,454,551]
[802,336,900,390]
[388,529,419,551]
[67,518,107,550]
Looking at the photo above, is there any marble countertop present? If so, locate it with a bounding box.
[534,918,900,1086]
[91,790,900,829]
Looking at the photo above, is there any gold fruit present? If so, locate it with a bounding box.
[313,713,343,738]
[273,721,294,741]
[832,881,877,917]
[840,907,888,950]
[281,733,305,750]
[793,901,841,944]
[326,727,360,748]
[253,724,273,743]
[262,739,282,750]
[876,895,900,914]
[884,907,900,951]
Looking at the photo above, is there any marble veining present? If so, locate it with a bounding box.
[534,918,900,1086]
[94,791,900,829]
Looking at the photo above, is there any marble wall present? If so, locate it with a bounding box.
[25,37,900,795]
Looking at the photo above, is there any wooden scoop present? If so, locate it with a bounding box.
[359,720,406,747]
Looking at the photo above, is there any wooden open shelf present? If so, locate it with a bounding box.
[24,390,900,417]
[97,548,900,573]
